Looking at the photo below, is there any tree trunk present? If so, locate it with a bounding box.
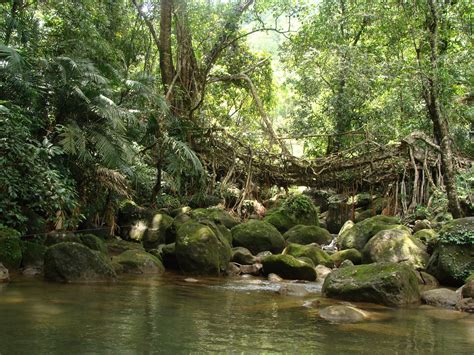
[424,0,462,218]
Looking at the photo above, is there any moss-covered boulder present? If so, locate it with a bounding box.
[326,194,351,233]
[322,262,421,306]
[112,250,164,274]
[20,241,46,266]
[231,220,285,254]
[330,249,362,267]
[44,242,116,282]
[190,208,240,229]
[362,229,429,269]
[283,243,333,268]
[426,244,473,286]
[413,229,438,244]
[337,215,402,251]
[283,225,332,245]
[231,247,256,265]
[175,220,232,275]
[0,228,22,269]
[262,254,316,281]
[264,194,319,233]
[143,213,173,250]
[78,234,107,254]
[426,218,474,286]
[106,239,144,256]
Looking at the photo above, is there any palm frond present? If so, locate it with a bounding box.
[163,135,205,179]
[95,166,131,198]
[58,122,91,161]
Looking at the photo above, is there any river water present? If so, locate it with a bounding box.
[0,273,472,354]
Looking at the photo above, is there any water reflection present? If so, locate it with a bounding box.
[0,274,472,354]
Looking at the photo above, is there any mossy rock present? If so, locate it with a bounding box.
[0,227,21,239]
[262,254,316,281]
[113,250,164,274]
[170,206,192,218]
[0,236,22,269]
[231,220,285,254]
[159,243,179,270]
[362,229,429,269]
[78,234,107,254]
[44,242,116,282]
[283,243,333,268]
[106,239,144,256]
[264,194,319,233]
[466,273,474,283]
[20,241,46,267]
[283,225,332,245]
[426,244,474,286]
[297,256,315,267]
[413,229,438,244]
[190,208,240,229]
[337,215,401,251]
[143,213,174,250]
[326,194,351,233]
[44,231,76,246]
[354,209,374,223]
[175,220,232,275]
[330,249,362,267]
[437,217,474,245]
[322,262,421,306]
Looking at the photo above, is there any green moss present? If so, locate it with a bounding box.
[283,225,332,245]
[231,220,285,254]
[426,243,474,286]
[466,273,474,283]
[438,217,474,246]
[78,234,107,254]
[262,254,316,281]
[0,227,21,239]
[284,243,333,267]
[143,213,174,249]
[264,209,295,233]
[0,236,22,269]
[190,208,240,229]
[330,249,362,266]
[113,250,164,274]
[413,229,438,244]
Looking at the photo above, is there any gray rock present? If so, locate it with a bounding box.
[319,305,368,323]
[315,264,332,281]
[0,263,9,283]
[339,259,354,268]
[278,283,309,297]
[462,280,474,299]
[231,247,256,265]
[421,288,461,308]
[268,273,283,282]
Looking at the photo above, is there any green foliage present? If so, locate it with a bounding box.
[156,194,182,210]
[282,194,318,221]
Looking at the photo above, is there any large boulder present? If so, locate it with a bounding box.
[190,208,240,229]
[231,220,285,254]
[426,244,474,286]
[231,247,257,265]
[106,239,144,256]
[362,229,429,269]
[175,220,231,275]
[78,234,107,254]
[337,215,402,251]
[330,249,362,267]
[283,225,332,245]
[44,242,116,282]
[112,250,164,274]
[322,262,421,306]
[264,194,319,233]
[262,254,316,281]
[283,243,333,268]
[143,213,173,249]
[426,217,474,286]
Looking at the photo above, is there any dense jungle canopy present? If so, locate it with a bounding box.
[1,0,473,234]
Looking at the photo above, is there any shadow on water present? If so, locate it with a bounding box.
[0,272,472,353]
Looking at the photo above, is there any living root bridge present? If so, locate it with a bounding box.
[199,130,470,211]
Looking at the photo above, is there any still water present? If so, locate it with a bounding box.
[0,274,473,354]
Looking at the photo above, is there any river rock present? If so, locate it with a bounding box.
[416,271,439,289]
[268,273,283,282]
[339,259,354,268]
[78,234,107,254]
[330,249,362,267]
[319,305,368,323]
[44,242,116,282]
[190,208,240,229]
[113,250,164,274]
[283,225,332,245]
[106,238,144,256]
[262,254,316,281]
[231,247,256,265]
[283,243,333,268]
[326,194,351,233]
[278,283,309,297]
[362,229,429,269]
[315,265,332,281]
[226,262,241,276]
[322,262,420,306]
[239,263,262,276]
[421,288,461,308]
[231,220,285,254]
[456,298,474,313]
[175,220,231,275]
[338,220,355,237]
[143,213,173,249]
[0,263,9,283]
[337,215,402,251]
[462,280,474,298]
